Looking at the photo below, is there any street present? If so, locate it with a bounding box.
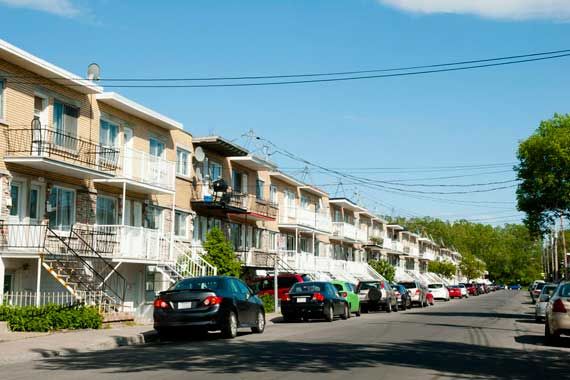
[2,291,569,380]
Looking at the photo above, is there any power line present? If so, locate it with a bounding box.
[6,52,570,89]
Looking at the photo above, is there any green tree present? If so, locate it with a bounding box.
[428,260,457,279]
[202,227,242,277]
[368,259,395,282]
[459,252,486,282]
[516,113,570,236]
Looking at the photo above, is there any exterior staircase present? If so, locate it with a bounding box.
[157,240,218,284]
[42,225,127,311]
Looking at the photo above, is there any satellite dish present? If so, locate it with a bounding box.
[194,146,205,162]
[87,63,101,81]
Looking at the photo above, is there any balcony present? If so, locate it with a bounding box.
[94,147,176,194]
[4,126,118,179]
[278,207,332,232]
[331,222,357,241]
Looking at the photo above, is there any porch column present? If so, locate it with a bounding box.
[0,257,5,304]
[121,182,127,226]
[35,257,41,306]
[169,194,175,261]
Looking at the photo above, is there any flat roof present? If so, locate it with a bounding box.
[229,155,277,171]
[0,38,102,94]
[193,136,249,157]
[329,198,365,212]
[299,185,328,198]
[387,224,405,230]
[96,92,183,130]
[269,171,305,187]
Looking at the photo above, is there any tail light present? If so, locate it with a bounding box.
[395,291,400,297]
[553,299,567,313]
[313,292,325,302]
[380,282,385,289]
[202,296,223,306]
[340,292,348,298]
[153,298,170,309]
[416,289,421,295]
[281,293,291,302]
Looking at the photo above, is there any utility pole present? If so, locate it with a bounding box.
[561,216,568,280]
[554,226,559,282]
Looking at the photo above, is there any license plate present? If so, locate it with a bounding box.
[296,297,307,303]
[178,302,192,309]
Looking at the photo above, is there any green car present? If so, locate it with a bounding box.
[331,280,361,317]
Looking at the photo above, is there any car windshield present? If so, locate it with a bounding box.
[399,282,417,289]
[541,285,557,296]
[290,282,327,294]
[535,283,546,290]
[558,284,570,297]
[358,282,381,290]
[172,277,223,291]
[429,284,443,289]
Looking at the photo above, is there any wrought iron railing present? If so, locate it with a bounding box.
[4,126,120,172]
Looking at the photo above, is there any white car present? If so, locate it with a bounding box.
[428,283,450,301]
[458,284,469,298]
[535,283,557,322]
[545,282,570,344]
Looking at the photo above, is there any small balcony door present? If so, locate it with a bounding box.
[8,182,44,247]
[32,95,48,155]
[123,128,133,178]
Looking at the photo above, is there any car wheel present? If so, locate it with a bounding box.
[325,304,334,322]
[545,319,559,345]
[251,310,265,334]
[361,304,368,313]
[393,302,399,312]
[385,300,392,313]
[356,304,361,317]
[341,303,349,320]
[400,302,406,311]
[221,310,238,339]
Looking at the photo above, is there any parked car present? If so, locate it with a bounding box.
[476,283,487,294]
[448,285,462,299]
[535,283,558,323]
[249,273,311,300]
[281,281,350,322]
[391,283,412,310]
[545,281,570,344]
[153,276,266,339]
[426,291,434,305]
[466,283,479,296]
[531,282,547,304]
[357,280,398,313]
[457,283,469,298]
[428,283,450,301]
[399,281,428,307]
[509,284,522,290]
[331,280,361,316]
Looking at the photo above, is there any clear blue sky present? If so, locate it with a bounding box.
[3,0,570,224]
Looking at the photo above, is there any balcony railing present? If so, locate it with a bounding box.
[332,222,357,240]
[245,195,279,219]
[120,147,175,191]
[0,223,45,249]
[93,225,171,262]
[5,126,119,173]
[278,206,332,232]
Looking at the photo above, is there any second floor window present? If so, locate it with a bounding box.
[256,179,264,200]
[53,100,78,150]
[174,211,188,237]
[149,138,165,158]
[176,147,190,176]
[96,196,117,225]
[99,120,119,165]
[270,185,277,205]
[48,186,75,231]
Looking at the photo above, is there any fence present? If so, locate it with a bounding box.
[1,291,130,314]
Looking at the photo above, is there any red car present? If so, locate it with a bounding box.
[448,286,462,299]
[426,292,434,305]
[249,274,311,300]
[466,283,479,296]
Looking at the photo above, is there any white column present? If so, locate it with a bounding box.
[169,194,175,261]
[0,257,5,305]
[121,182,126,226]
[36,257,41,306]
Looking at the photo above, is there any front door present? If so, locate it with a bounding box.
[8,182,25,247]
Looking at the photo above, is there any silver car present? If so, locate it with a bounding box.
[544,282,570,344]
[535,284,557,322]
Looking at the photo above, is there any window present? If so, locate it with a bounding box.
[144,205,162,230]
[53,100,79,149]
[9,183,20,217]
[99,120,119,165]
[232,170,242,193]
[0,79,5,120]
[174,211,188,237]
[96,196,117,225]
[301,195,310,209]
[149,138,165,157]
[256,179,264,200]
[48,187,75,230]
[252,228,262,249]
[176,147,190,176]
[208,161,222,181]
[270,185,277,205]
[29,186,39,220]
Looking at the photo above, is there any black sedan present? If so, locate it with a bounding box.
[391,283,412,311]
[281,281,350,322]
[153,276,266,339]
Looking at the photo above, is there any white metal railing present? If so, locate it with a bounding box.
[356,228,368,243]
[332,222,358,240]
[120,147,176,191]
[172,241,217,277]
[94,225,171,262]
[278,206,332,232]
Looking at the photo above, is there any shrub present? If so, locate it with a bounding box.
[259,294,275,314]
[202,227,242,277]
[368,259,395,282]
[0,304,102,332]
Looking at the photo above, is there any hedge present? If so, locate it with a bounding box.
[0,304,103,332]
[259,294,275,314]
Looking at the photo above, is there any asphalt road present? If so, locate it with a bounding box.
[3,290,570,380]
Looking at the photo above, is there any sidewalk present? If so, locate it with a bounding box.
[0,312,281,366]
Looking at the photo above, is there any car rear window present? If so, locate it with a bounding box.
[542,285,557,296]
[358,282,381,290]
[536,283,546,290]
[399,282,417,289]
[290,282,327,293]
[558,284,570,298]
[172,277,223,291]
[428,284,443,289]
[333,284,344,292]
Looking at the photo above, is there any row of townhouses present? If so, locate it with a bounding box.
[0,39,463,320]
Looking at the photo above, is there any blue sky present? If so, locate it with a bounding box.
[2,0,570,224]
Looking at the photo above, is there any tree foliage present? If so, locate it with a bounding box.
[516,113,570,236]
[387,216,543,285]
[202,227,242,277]
[428,260,457,279]
[368,259,395,282]
[459,252,486,282]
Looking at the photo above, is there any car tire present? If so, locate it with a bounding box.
[251,310,265,334]
[385,301,392,313]
[221,310,238,339]
[356,304,361,317]
[393,302,398,312]
[400,302,406,311]
[545,319,559,345]
[361,304,368,313]
[341,303,349,320]
[325,304,334,322]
